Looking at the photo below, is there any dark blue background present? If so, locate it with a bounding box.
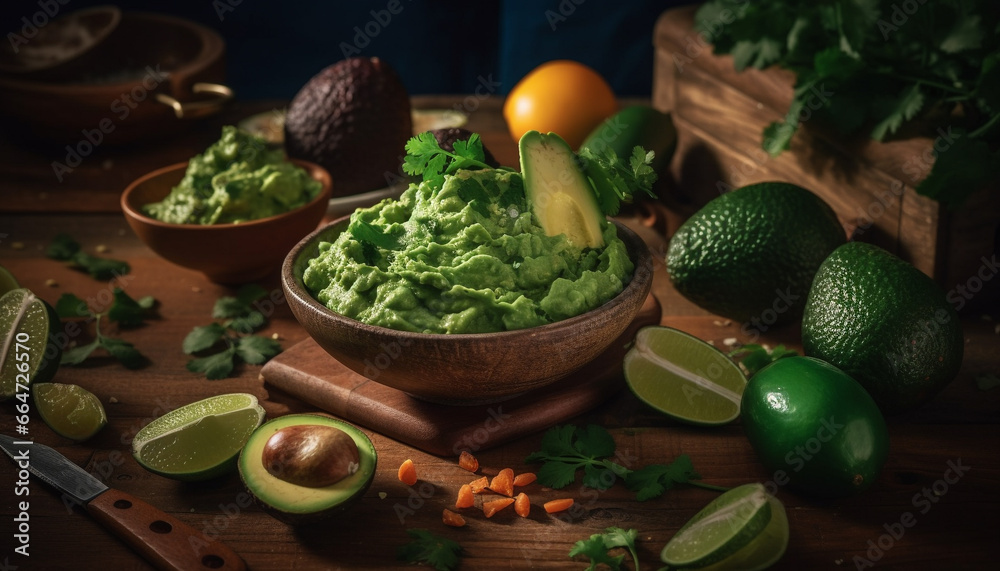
[3,0,678,100]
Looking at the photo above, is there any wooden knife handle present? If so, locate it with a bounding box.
[86,488,247,571]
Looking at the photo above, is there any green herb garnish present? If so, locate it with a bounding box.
[47,233,130,280]
[397,529,464,571]
[728,343,799,377]
[569,527,640,571]
[578,145,658,216]
[694,0,1000,208]
[183,284,281,379]
[524,424,727,500]
[56,289,155,369]
[402,131,492,190]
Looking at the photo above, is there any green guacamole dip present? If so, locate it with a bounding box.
[302,168,634,334]
[143,126,322,224]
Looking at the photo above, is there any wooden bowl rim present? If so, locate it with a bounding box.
[120,159,333,230]
[283,216,654,342]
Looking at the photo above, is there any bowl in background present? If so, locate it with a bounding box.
[121,160,332,284]
[282,217,653,405]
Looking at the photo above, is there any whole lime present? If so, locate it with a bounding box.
[802,241,964,414]
[741,356,889,498]
[667,182,845,325]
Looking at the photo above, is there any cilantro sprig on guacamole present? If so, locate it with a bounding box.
[302,132,652,334]
[143,126,322,225]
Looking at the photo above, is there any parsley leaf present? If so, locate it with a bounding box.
[182,323,227,354]
[569,527,640,571]
[623,455,701,502]
[57,290,154,369]
[186,347,237,380]
[397,529,464,571]
[402,131,492,191]
[186,285,282,379]
[107,288,156,326]
[55,293,92,318]
[46,233,80,260]
[46,234,130,279]
[578,145,658,216]
[234,335,281,365]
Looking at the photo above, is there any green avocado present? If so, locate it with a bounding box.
[666,181,845,325]
[519,130,605,249]
[238,414,376,524]
[741,356,889,498]
[802,241,964,414]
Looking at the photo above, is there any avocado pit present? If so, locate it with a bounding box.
[262,424,360,488]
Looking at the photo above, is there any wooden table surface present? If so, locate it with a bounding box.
[1,96,998,571]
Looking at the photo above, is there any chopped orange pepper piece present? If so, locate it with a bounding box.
[397,458,417,486]
[456,484,475,509]
[489,468,515,497]
[442,509,466,527]
[458,450,479,472]
[543,498,574,513]
[514,492,530,518]
[483,497,515,518]
[513,472,537,487]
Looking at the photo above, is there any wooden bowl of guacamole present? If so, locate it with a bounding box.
[282,216,653,405]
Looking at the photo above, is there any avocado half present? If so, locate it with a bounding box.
[238,414,377,524]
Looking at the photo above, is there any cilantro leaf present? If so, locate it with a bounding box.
[349,219,400,250]
[46,233,80,261]
[226,311,266,334]
[234,335,281,365]
[397,529,464,571]
[99,336,148,369]
[870,84,925,141]
[107,288,155,327]
[186,346,237,380]
[578,145,658,216]
[60,339,100,366]
[213,296,252,319]
[183,323,227,354]
[55,293,92,318]
[402,131,491,190]
[70,252,131,280]
[624,455,702,502]
[569,527,639,571]
[235,283,269,305]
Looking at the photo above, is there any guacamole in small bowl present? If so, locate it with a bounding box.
[144,126,322,225]
[302,168,634,334]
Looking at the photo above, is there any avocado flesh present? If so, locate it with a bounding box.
[519,131,604,249]
[239,414,376,522]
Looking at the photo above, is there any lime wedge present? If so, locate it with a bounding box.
[624,326,746,425]
[132,393,266,481]
[661,483,774,569]
[695,493,789,571]
[1,288,62,401]
[33,383,107,442]
[0,265,18,296]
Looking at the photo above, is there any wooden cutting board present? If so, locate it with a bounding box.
[260,294,662,456]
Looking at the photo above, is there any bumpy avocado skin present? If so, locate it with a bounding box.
[666,182,845,325]
[284,57,412,197]
[239,414,377,524]
[802,241,964,414]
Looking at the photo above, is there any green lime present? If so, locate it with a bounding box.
[132,393,265,481]
[0,265,19,296]
[1,288,62,401]
[33,382,107,442]
[623,326,746,425]
[661,482,773,569]
[694,492,789,571]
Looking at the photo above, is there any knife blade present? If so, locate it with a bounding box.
[0,434,247,571]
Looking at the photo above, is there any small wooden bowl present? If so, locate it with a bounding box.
[121,160,332,284]
[282,217,654,405]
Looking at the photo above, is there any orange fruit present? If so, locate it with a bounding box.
[503,60,617,149]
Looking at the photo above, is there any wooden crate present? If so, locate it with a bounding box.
[653,6,999,313]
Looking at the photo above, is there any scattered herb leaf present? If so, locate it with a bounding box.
[185,284,281,379]
[569,527,640,571]
[397,529,464,571]
[56,289,154,369]
[623,455,701,502]
[46,233,131,279]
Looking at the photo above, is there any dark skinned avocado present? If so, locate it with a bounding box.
[428,127,500,168]
[238,413,376,524]
[284,57,412,197]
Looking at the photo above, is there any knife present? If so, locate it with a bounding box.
[0,434,247,571]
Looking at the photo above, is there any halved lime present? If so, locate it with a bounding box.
[1,288,62,401]
[695,493,789,571]
[33,382,107,442]
[661,482,773,569]
[132,393,266,481]
[624,326,746,425]
[0,264,18,296]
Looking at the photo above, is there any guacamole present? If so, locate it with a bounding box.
[302,168,634,334]
[144,126,322,224]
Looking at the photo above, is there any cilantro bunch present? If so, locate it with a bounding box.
[570,527,640,571]
[56,288,155,369]
[524,424,727,501]
[402,131,493,190]
[183,284,282,379]
[578,146,659,216]
[695,0,1000,208]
